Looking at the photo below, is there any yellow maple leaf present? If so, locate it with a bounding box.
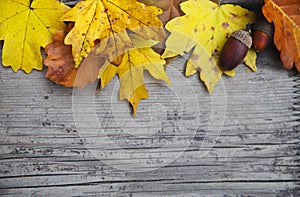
[162,0,256,92]
[61,0,164,67]
[97,34,170,116]
[0,0,70,73]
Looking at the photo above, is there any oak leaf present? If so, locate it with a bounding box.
[60,0,164,67]
[93,34,170,116]
[262,0,300,72]
[0,0,70,73]
[44,23,77,87]
[162,0,256,92]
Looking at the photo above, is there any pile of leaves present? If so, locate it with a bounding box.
[0,0,299,116]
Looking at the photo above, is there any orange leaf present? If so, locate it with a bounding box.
[262,0,300,72]
[44,23,103,88]
[44,23,77,87]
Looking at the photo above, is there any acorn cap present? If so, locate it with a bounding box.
[230,30,252,48]
[253,19,274,38]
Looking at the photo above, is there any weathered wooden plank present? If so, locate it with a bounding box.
[0,182,296,197]
[1,45,299,196]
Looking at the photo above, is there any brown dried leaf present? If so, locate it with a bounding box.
[73,45,106,89]
[139,0,186,25]
[262,0,300,72]
[44,23,77,87]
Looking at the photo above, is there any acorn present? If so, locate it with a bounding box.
[220,29,252,71]
[252,19,274,52]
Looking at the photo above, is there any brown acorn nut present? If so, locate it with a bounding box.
[220,29,252,71]
[252,19,274,52]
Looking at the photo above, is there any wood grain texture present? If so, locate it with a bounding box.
[0,0,299,196]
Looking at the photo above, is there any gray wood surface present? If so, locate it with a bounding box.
[0,0,299,196]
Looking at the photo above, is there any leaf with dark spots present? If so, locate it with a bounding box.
[61,0,165,66]
[162,0,256,92]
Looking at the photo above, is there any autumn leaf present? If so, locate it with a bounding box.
[162,0,256,92]
[72,46,107,88]
[60,0,164,67]
[0,0,70,73]
[95,34,170,116]
[262,0,300,72]
[44,23,77,87]
[244,50,258,72]
[139,0,186,25]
